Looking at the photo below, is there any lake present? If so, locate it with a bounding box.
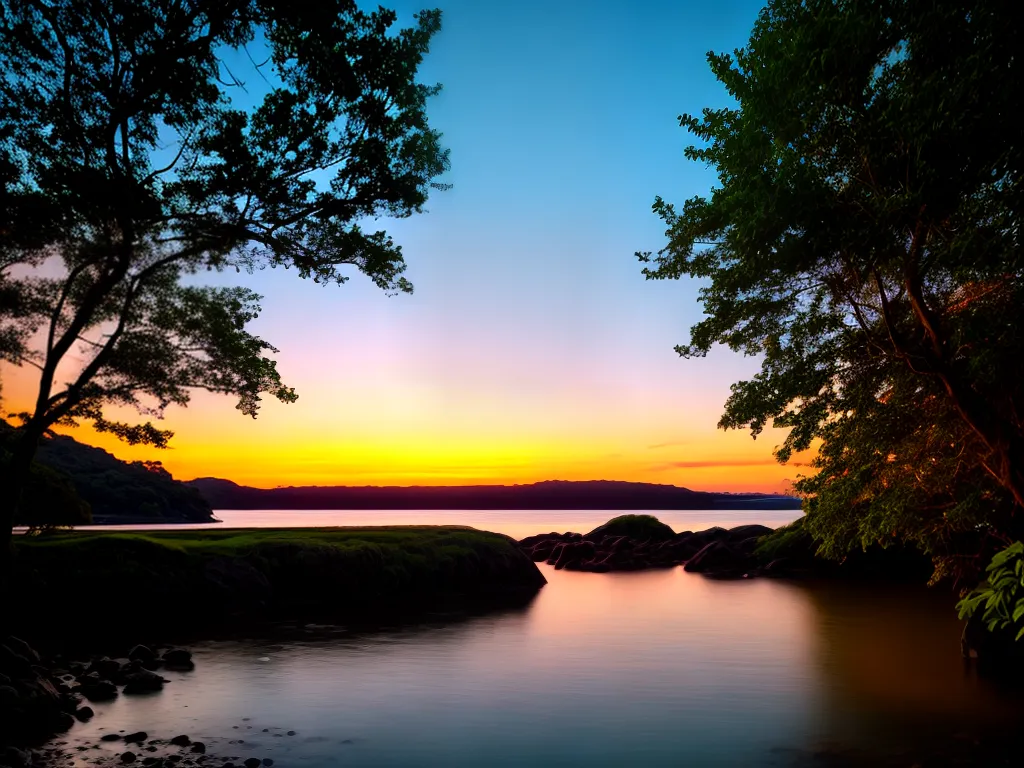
[54,510,1024,767]
[71,506,804,540]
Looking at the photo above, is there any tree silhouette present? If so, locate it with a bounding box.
[640,0,1022,581]
[0,0,449,559]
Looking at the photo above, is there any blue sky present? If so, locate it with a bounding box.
[11,0,805,491]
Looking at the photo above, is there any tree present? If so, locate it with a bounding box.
[0,0,449,560]
[639,0,1022,581]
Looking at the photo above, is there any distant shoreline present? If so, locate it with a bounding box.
[186,477,803,512]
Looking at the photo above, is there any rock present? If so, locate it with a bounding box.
[121,752,137,764]
[87,656,122,680]
[170,735,192,747]
[161,649,195,671]
[101,733,124,741]
[554,540,595,570]
[190,742,206,754]
[262,760,274,766]
[75,706,95,722]
[54,711,74,732]
[123,670,167,694]
[80,680,118,702]
[125,732,149,744]
[683,540,751,577]
[584,514,677,542]
[286,731,296,736]
[726,524,773,542]
[128,645,157,663]
[244,759,261,768]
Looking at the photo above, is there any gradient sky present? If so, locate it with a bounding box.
[2,0,815,492]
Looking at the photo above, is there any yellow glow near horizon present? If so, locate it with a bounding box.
[1,359,810,493]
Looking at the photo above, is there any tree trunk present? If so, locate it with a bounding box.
[0,428,42,594]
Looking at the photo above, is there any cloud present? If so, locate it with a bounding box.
[651,458,784,471]
[647,440,691,450]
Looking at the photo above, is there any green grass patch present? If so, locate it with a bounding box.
[11,527,546,641]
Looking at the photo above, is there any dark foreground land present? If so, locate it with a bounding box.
[2,519,1019,768]
[8,526,547,647]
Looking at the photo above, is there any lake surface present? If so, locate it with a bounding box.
[59,560,1024,766]
[74,507,804,540]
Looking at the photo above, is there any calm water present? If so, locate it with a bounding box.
[60,563,1024,767]
[73,507,803,540]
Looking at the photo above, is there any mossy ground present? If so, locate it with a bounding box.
[11,527,546,646]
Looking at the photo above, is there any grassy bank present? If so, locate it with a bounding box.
[10,527,547,646]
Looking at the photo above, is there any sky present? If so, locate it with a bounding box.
[2,0,815,492]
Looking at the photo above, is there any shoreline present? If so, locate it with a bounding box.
[4,516,1010,767]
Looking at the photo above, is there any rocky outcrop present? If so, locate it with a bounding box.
[0,635,195,753]
[518,519,774,577]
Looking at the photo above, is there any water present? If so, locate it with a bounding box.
[60,565,1024,767]
[68,507,804,540]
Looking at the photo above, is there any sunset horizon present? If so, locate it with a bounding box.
[0,0,808,496]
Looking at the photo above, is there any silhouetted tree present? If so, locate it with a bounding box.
[640,0,1022,582]
[0,0,449,560]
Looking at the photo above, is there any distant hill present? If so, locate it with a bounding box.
[2,422,216,524]
[187,478,803,511]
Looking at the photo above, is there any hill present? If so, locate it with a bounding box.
[188,477,803,511]
[2,423,216,524]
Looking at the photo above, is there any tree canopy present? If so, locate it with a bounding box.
[0,0,449,539]
[640,0,1022,583]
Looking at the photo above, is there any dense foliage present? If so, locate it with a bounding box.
[958,542,1024,641]
[640,0,1022,584]
[0,0,449,544]
[33,431,213,522]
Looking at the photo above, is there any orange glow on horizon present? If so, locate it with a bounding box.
[1,359,811,493]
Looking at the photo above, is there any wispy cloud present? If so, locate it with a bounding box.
[647,440,691,450]
[651,458,783,471]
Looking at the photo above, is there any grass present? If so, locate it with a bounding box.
[11,527,546,643]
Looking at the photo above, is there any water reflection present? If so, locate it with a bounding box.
[61,567,1023,767]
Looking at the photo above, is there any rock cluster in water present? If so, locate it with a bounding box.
[518,515,777,578]
[1,636,307,768]
[1,637,188,761]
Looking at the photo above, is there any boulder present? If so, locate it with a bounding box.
[726,524,774,542]
[584,514,676,543]
[169,735,191,747]
[123,670,167,694]
[80,680,118,702]
[683,540,752,577]
[75,706,94,721]
[124,732,148,744]
[128,645,157,663]
[87,657,122,680]
[160,649,194,671]
[554,540,596,570]
[190,741,206,754]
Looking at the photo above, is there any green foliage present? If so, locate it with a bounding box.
[640,0,1023,584]
[31,428,213,522]
[957,542,1024,641]
[753,517,812,563]
[0,0,449,453]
